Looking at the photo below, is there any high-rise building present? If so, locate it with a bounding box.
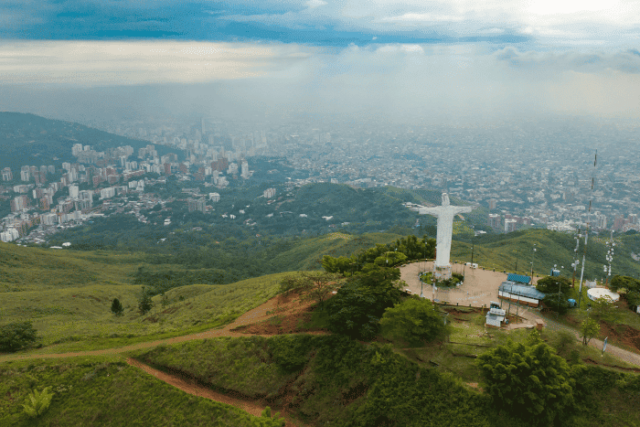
[20,166,30,182]
[240,160,250,179]
[488,213,501,229]
[1,167,13,181]
[504,218,517,233]
[188,198,206,213]
[488,199,497,210]
[10,195,30,213]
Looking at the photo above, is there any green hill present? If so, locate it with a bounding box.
[0,233,401,352]
[0,112,178,171]
[0,356,282,427]
[451,229,640,281]
[0,242,141,292]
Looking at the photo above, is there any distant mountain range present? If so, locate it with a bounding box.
[0,112,165,171]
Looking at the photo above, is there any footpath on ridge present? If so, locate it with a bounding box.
[0,291,325,363]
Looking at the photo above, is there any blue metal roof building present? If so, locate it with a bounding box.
[507,273,531,284]
[499,281,546,307]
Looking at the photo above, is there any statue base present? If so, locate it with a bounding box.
[434,265,452,281]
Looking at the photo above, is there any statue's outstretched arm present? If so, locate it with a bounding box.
[456,206,474,214]
[412,207,441,216]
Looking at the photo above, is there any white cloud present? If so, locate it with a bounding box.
[306,0,327,9]
[0,41,312,86]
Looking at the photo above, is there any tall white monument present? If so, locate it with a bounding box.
[409,193,473,279]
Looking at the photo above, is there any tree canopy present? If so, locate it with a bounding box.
[536,276,572,295]
[324,267,404,340]
[477,331,575,426]
[380,297,447,344]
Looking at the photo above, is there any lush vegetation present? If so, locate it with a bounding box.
[379,297,448,344]
[478,331,575,426]
[0,356,284,426]
[133,331,640,427]
[0,321,38,353]
[324,267,404,340]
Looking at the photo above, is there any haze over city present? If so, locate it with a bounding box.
[2,2,640,427]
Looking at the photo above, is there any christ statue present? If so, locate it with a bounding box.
[409,193,473,270]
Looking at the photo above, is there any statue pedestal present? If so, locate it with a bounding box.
[434,265,452,281]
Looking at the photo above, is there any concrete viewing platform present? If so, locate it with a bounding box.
[399,261,540,308]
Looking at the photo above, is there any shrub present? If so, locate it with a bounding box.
[110,298,124,316]
[22,387,54,418]
[269,335,311,372]
[138,286,153,314]
[0,321,38,352]
[380,297,447,344]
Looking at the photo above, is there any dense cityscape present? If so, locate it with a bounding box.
[2,114,639,244]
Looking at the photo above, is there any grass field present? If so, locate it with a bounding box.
[0,272,295,354]
[0,242,141,292]
[0,355,283,427]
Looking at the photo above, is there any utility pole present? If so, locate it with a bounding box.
[471,241,475,265]
[530,243,537,284]
[572,232,580,288]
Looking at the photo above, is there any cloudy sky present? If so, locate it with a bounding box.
[0,0,639,121]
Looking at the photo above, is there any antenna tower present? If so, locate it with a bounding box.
[577,150,597,308]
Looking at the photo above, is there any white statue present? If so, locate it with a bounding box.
[409,193,473,270]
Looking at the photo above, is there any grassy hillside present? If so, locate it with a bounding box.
[0,112,178,171]
[0,356,281,427]
[132,334,640,427]
[0,272,294,354]
[0,242,141,292]
[451,229,640,281]
[268,232,400,271]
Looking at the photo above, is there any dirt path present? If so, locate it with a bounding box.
[0,291,324,363]
[127,357,303,426]
[127,357,265,416]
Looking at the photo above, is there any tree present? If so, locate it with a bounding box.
[300,272,339,308]
[111,298,124,316]
[580,317,600,345]
[590,296,620,324]
[0,321,38,352]
[278,275,307,295]
[477,331,575,425]
[373,251,408,268]
[380,297,447,344]
[325,268,403,340]
[321,255,356,276]
[138,286,153,315]
[22,387,54,418]
[610,275,640,293]
[543,292,570,315]
[536,276,572,295]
